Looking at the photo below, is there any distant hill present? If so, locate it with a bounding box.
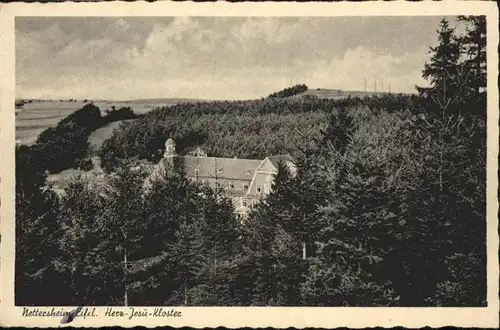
[266,85,413,101]
[15,98,207,105]
[124,98,207,104]
[295,88,409,100]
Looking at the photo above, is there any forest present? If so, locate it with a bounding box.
[15,17,487,307]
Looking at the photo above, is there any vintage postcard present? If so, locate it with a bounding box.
[1,1,499,328]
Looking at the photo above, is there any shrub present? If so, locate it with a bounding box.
[268,84,308,98]
[33,104,103,173]
[104,107,137,123]
[78,158,94,171]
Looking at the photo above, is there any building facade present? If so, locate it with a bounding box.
[146,138,296,216]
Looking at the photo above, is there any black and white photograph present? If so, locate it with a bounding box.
[1,1,498,328]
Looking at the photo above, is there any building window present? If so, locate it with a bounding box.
[229,181,235,189]
[257,186,262,193]
[242,199,248,208]
[243,184,249,190]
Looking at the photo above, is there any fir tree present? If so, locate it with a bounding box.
[99,163,152,306]
[301,110,407,306]
[404,111,486,306]
[126,162,196,305]
[165,216,206,306]
[55,176,124,305]
[187,184,242,305]
[15,145,63,305]
[417,18,463,110]
[241,160,310,305]
[458,16,487,97]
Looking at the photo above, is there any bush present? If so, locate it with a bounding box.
[78,158,94,171]
[33,104,104,173]
[268,84,308,98]
[104,107,137,123]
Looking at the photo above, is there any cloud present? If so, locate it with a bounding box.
[15,16,455,100]
[308,46,428,93]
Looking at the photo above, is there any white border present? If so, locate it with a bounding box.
[1,1,498,328]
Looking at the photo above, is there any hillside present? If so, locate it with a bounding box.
[88,119,133,151]
[296,88,407,99]
[96,93,425,173]
[265,84,412,100]
[15,100,170,145]
[124,98,207,104]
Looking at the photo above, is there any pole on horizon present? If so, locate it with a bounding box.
[389,84,391,93]
[364,78,367,92]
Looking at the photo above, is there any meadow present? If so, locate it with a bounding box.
[15,100,166,145]
[14,91,389,147]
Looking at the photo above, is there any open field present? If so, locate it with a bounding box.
[15,91,378,146]
[296,88,401,99]
[15,100,175,145]
[88,119,133,151]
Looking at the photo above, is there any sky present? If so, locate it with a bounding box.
[16,16,460,101]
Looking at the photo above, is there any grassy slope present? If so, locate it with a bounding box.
[296,88,401,99]
[47,117,140,188]
[88,120,132,152]
[15,100,160,145]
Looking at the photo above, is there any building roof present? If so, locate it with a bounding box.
[156,156,263,182]
[182,156,262,181]
[155,153,298,181]
[151,138,296,196]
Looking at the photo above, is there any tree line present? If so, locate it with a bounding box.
[268,84,308,98]
[98,93,421,172]
[19,104,137,174]
[15,16,486,306]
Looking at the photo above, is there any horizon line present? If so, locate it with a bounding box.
[15,88,418,102]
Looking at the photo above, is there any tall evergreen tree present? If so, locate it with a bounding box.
[100,163,152,306]
[301,109,408,306]
[417,18,463,110]
[164,214,206,306]
[185,184,242,305]
[55,176,124,305]
[15,145,63,305]
[403,111,486,306]
[241,160,311,305]
[458,16,487,97]
[127,162,242,306]
[126,162,195,305]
